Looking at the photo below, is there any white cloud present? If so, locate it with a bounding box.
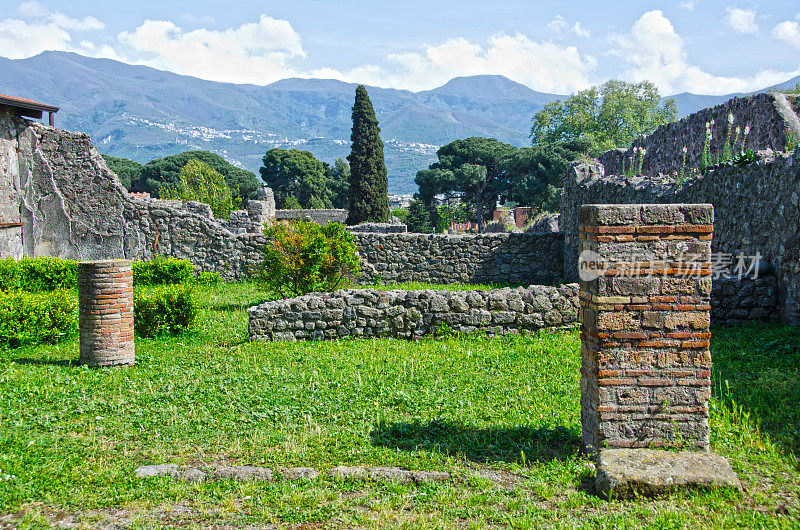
[679,0,699,11]
[611,10,800,94]
[0,18,72,59]
[773,19,800,49]
[312,33,597,93]
[573,22,590,38]
[724,7,759,34]
[547,15,568,32]
[116,16,305,84]
[0,1,106,59]
[547,15,590,37]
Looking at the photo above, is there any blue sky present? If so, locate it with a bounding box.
[1,0,799,95]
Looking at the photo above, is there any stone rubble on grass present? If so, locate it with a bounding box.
[595,448,743,499]
[134,464,454,485]
[208,465,273,482]
[278,467,320,480]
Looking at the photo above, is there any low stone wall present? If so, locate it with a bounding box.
[354,232,564,285]
[711,274,780,325]
[248,284,579,341]
[275,209,348,224]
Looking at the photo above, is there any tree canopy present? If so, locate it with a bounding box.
[259,149,349,209]
[101,154,142,191]
[160,159,238,219]
[414,137,589,231]
[134,151,260,201]
[347,85,389,224]
[530,80,677,155]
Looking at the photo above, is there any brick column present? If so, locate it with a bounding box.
[579,204,713,452]
[78,260,135,366]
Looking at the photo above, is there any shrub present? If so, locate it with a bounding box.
[159,159,239,219]
[133,284,199,337]
[257,221,360,297]
[193,271,222,285]
[0,290,77,348]
[0,257,79,292]
[133,257,194,286]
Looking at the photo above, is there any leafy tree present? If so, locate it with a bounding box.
[347,85,389,224]
[257,221,360,297]
[405,198,433,233]
[530,80,677,155]
[324,158,351,209]
[417,137,516,231]
[160,159,238,219]
[102,154,141,190]
[260,148,332,209]
[135,150,259,201]
[505,139,590,212]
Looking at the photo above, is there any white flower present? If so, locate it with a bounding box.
[728,112,734,125]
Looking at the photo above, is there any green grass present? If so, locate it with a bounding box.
[0,282,798,528]
[360,281,518,292]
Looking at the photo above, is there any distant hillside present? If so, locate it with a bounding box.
[1,51,797,193]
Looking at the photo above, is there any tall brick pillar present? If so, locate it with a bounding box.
[78,260,135,366]
[579,204,713,452]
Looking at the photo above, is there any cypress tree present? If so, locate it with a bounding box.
[346,85,389,224]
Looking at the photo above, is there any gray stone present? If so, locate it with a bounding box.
[179,468,206,483]
[278,467,319,481]
[595,449,742,499]
[209,465,273,481]
[134,464,178,478]
[327,466,450,484]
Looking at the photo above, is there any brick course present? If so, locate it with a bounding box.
[78,260,135,366]
[579,204,713,452]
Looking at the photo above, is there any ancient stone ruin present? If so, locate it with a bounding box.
[578,204,713,452]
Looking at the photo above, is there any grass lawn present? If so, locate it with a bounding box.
[1,282,798,528]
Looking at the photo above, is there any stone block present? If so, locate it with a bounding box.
[595,448,741,499]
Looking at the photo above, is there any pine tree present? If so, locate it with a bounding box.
[346,85,389,224]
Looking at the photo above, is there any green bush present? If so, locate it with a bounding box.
[0,290,77,348]
[133,257,195,286]
[0,257,79,292]
[133,284,199,337]
[193,271,222,285]
[257,221,360,297]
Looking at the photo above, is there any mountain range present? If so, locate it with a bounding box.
[1,51,798,194]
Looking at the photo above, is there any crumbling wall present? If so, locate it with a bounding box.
[598,93,800,177]
[561,149,799,322]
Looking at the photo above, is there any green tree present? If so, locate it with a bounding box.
[417,137,516,231]
[102,154,142,191]
[324,158,351,209]
[260,148,332,209]
[505,139,590,212]
[347,85,389,224]
[161,159,238,219]
[530,80,677,155]
[135,151,259,201]
[405,198,433,233]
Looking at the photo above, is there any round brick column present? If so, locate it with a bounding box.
[78,260,135,366]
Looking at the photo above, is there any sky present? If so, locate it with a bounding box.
[1,0,799,96]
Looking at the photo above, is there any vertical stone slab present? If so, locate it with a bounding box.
[78,259,135,366]
[579,204,713,452]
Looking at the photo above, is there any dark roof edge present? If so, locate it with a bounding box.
[0,95,60,113]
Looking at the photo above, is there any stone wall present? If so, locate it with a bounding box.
[275,209,348,224]
[598,93,800,178]
[349,222,408,234]
[579,204,713,451]
[0,111,23,258]
[249,284,579,341]
[561,149,800,322]
[354,232,564,285]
